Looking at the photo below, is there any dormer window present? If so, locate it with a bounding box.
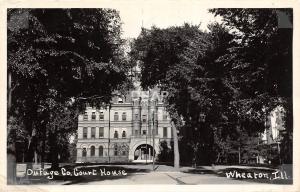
[99,112,104,120]
[118,98,123,103]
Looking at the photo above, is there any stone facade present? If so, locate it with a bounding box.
[76,65,173,163]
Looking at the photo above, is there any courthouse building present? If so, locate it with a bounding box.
[76,65,173,163]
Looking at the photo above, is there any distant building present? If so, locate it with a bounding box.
[261,105,286,145]
[76,65,173,163]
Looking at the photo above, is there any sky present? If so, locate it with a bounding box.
[116,6,221,38]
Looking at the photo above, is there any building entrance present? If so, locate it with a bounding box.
[134,144,155,161]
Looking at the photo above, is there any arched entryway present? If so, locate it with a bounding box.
[134,144,155,161]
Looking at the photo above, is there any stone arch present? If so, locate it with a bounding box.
[80,144,88,149]
[132,144,155,160]
[88,144,96,148]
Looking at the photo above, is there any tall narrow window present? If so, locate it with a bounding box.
[122,112,126,121]
[121,145,127,156]
[114,145,118,156]
[114,112,119,121]
[90,146,95,156]
[91,127,96,138]
[83,112,88,120]
[99,146,103,156]
[122,130,126,138]
[99,127,104,138]
[114,130,118,138]
[83,127,87,139]
[135,114,138,120]
[91,112,96,120]
[142,114,147,123]
[99,112,104,120]
[82,148,87,157]
[163,127,168,138]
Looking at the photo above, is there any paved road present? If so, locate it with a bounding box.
[17,163,291,185]
[84,171,251,185]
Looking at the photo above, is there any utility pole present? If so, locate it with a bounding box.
[152,99,157,171]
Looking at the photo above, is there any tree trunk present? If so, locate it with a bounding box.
[41,123,46,169]
[50,126,59,170]
[7,71,17,184]
[171,121,180,170]
[238,147,241,164]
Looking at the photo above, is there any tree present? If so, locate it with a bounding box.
[131,24,212,167]
[210,8,293,164]
[7,8,128,180]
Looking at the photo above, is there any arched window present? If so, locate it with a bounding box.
[90,146,95,156]
[114,130,118,138]
[114,145,118,156]
[114,112,119,121]
[99,146,103,157]
[82,148,87,157]
[122,112,126,121]
[122,130,126,138]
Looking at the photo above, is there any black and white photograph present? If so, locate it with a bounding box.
[3,1,298,190]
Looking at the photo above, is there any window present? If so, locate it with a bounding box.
[114,130,118,138]
[82,148,87,157]
[122,112,126,121]
[91,112,96,120]
[91,127,96,138]
[114,112,119,121]
[142,130,147,135]
[114,145,118,156]
[99,112,104,120]
[142,114,147,123]
[99,127,104,138]
[121,145,128,156]
[122,130,126,138]
[135,130,138,135]
[83,112,88,120]
[83,127,87,139]
[135,114,138,120]
[163,127,168,138]
[99,146,103,156]
[90,146,95,156]
[163,113,168,120]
